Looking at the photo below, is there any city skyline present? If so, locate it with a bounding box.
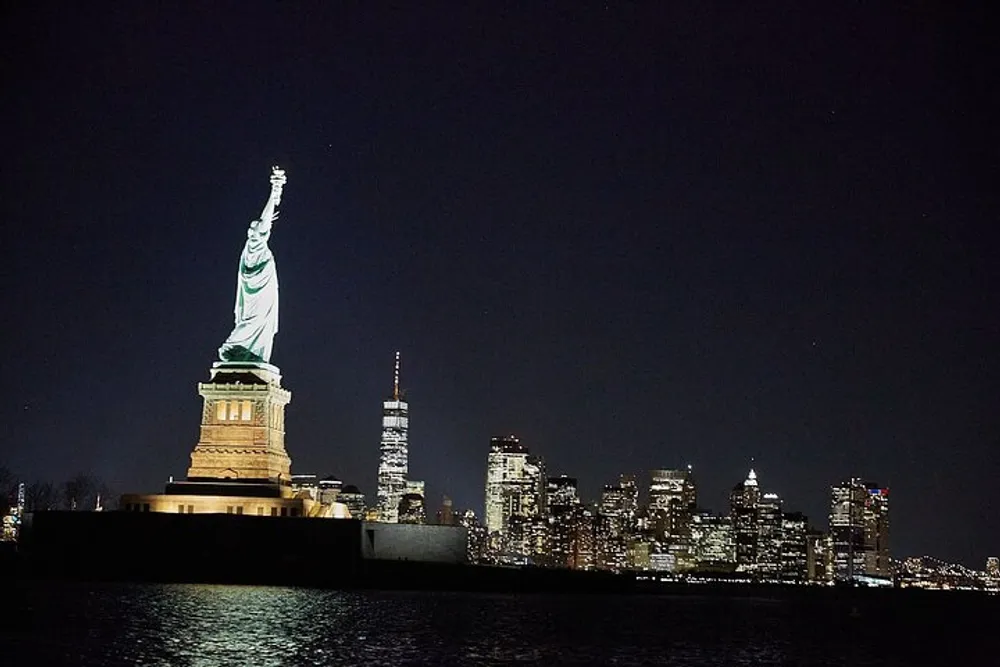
[3,4,997,568]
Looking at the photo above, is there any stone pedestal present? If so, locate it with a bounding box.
[186,362,292,484]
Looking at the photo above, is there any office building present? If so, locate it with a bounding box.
[691,511,735,568]
[338,485,366,520]
[398,492,425,524]
[780,511,809,581]
[376,352,408,523]
[648,468,697,543]
[596,482,630,571]
[864,485,890,577]
[730,468,761,572]
[756,492,783,577]
[807,530,833,583]
[460,509,487,564]
[829,478,890,581]
[619,474,639,536]
[484,435,546,560]
[546,475,579,508]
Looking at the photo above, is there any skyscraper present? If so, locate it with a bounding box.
[863,485,890,578]
[376,352,408,523]
[546,475,579,508]
[484,435,546,560]
[596,482,630,571]
[780,511,809,581]
[730,468,761,572]
[460,509,487,564]
[546,475,579,568]
[619,474,639,536]
[648,468,696,543]
[646,468,697,572]
[756,492,784,578]
[829,478,890,581]
[691,510,735,568]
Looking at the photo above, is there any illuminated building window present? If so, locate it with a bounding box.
[227,506,234,514]
[241,400,252,421]
[270,507,278,516]
[236,506,244,515]
[178,504,184,513]
[217,401,228,421]
[187,505,194,514]
[257,507,264,515]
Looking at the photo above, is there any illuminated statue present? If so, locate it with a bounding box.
[218,166,287,364]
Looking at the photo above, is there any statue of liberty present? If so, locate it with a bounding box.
[218,166,287,364]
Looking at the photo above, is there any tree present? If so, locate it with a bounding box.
[63,474,98,511]
[25,481,62,512]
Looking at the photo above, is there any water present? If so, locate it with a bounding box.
[1,581,996,665]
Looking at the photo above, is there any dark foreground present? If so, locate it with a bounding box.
[1,580,998,666]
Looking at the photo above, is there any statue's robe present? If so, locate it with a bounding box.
[219,228,279,363]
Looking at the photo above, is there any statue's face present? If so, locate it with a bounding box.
[247,220,263,247]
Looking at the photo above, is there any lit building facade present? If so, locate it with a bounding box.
[1,482,25,542]
[376,352,408,523]
[317,476,343,505]
[338,485,366,519]
[648,468,696,570]
[596,482,630,571]
[619,474,639,536]
[829,478,890,581]
[863,486,890,577]
[780,511,809,581]
[756,492,784,577]
[691,511,735,569]
[648,468,696,542]
[546,475,579,508]
[545,475,577,568]
[730,468,761,572]
[398,493,425,524]
[460,509,486,563]
[830,479,865,580]
[290,474,320,500]
[484,435,546,560]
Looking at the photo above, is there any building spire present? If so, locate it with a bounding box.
[393,350,400,400]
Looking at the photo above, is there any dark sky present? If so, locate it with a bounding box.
[3,3,997,567]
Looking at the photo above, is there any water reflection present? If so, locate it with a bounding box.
[4,582,986,666]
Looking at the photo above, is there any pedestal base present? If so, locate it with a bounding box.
[185,363,293,484]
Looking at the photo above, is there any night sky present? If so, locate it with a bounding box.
[3,3,997,567]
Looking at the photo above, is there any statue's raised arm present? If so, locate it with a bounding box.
[218,166,288,365]
[254,166,287,239]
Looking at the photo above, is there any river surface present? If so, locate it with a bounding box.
[1,581,996,665]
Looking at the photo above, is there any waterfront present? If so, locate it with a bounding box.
[1,582,996,665]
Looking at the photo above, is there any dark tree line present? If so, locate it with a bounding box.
[0,465,118,514]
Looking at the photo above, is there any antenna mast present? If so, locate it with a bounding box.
[393,351,400,400]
